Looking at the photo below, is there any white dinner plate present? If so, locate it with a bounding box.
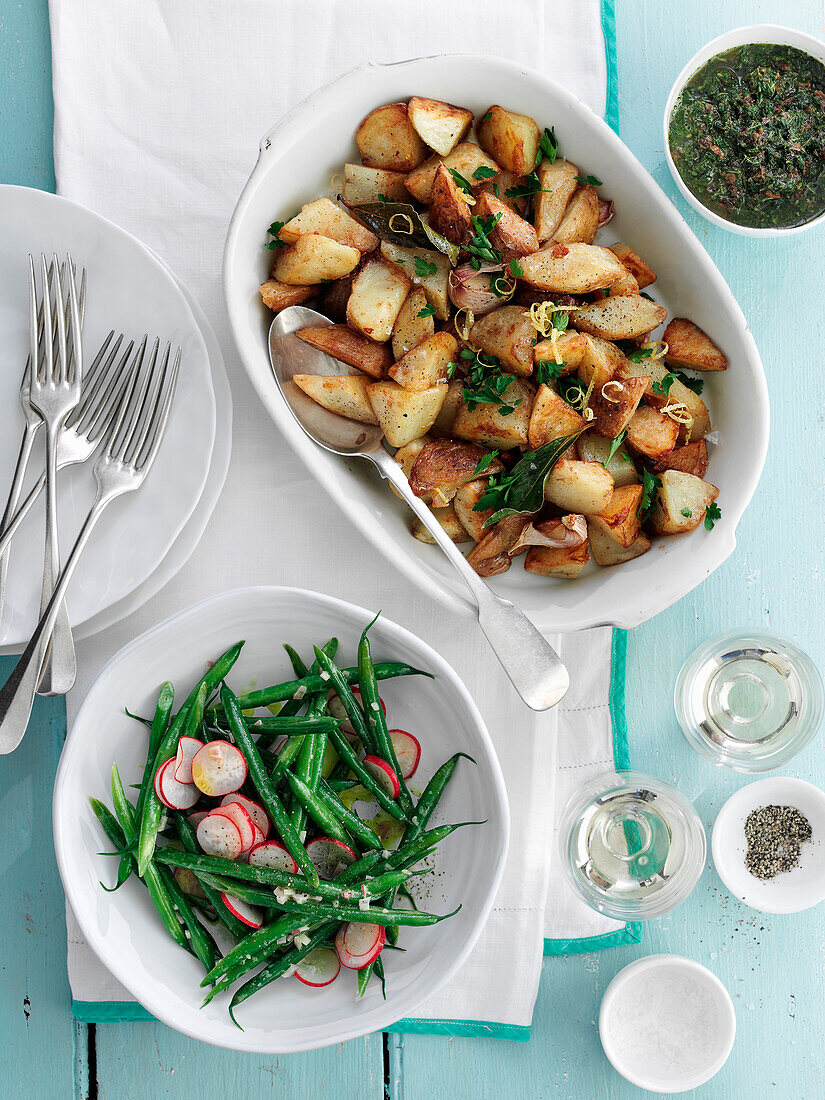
[0,186,216,647]
[54,587,509,1052]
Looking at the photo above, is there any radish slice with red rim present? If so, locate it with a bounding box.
[197,813,243,859]
[248,840,299,874]
[335,922,385,970]
[153,758,200,811]
[388,729,421,780]
[221,793,270,838]
[362,755,400,799]
[191,740,247,796]
[188,810,209,827]
[212,802,256,852]
[220,893,263,929]
[305,836,356,880]
[295,947,340,987]
[173,736,201,784]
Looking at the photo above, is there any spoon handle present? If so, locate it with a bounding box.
[371,449,569,711]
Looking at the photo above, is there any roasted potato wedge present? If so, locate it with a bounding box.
[533,330,587,375]
[528,384,588,448]
[346,257,411,342]
[292,374,379,424]
[295,324,391,379]
[356,102,427,172]
[588,523,652,566]
[274,234,361,285]
[477,105,540,176]
[474,191,539,260]
[589,484,643,548]
[342,164,409,205]
[653,439,709,479]
[469,305,536,377]
[404,143,500,205]
[577,433,639,486]
[573,295,668,341]
[411,503,472,544]
[605,268,641,298]
[544,459,614,515]
[663,318,728,372]
[391,286,435,359]
[393,437,430,480]
[524,539,589,579]
[554,185,600,245]
[259,280,317,313]
[389,331,457,391]
[407,97,473,156]
[533,159,579,242]
[430,379,463,437]
[609,243,656,288]
[576,334,626,389]
[380,241,450,320]
[477,170,528,215]
[279,198,378,253]
[467,514,528,577]
[625,404,679,460]
[520,243,628,294]
[367,380,446,447]
[429,164,473,245]
[409,439,501,500]
[589,375,649,439]
[452,379,534,449]
[647,470,719,535]
[453,479,496,541]
[320,274,355,322]
[616,359,711,442]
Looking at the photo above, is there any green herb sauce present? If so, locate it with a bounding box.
[669,43,825,228]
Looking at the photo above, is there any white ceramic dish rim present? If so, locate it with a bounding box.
[663,24,825,237]
[53,585,510,1053]
[224,53,769,631]
[599,954,736,1093]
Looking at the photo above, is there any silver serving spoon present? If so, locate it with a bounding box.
[269,306,569,711]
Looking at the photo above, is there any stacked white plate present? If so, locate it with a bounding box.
[0,187,231,653]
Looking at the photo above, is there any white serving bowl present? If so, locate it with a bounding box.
[664,25,825,237]
[224,55,769,631]
[53,587,509,1053]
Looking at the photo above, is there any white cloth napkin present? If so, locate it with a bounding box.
[51,0,614,1037]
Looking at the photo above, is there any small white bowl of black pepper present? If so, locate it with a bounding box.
[712,777,825,914]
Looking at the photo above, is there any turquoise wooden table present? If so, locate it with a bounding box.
[1,1,824,1096]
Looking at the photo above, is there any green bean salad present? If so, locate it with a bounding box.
[91,618,477,1025]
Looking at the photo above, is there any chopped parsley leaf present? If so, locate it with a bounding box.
[448,168,474,195]
[704,502,722,531]
[473,450,500,476]
[537,126,558,165]
[536,360,564,385]
[575,174,603,186]
[472,165,498,182]
[264,220,288,250]
[681,508,693,518]
[414,257,438,278]
[417,304,436,319]
[639,469,662,518]
[626,347,654,363]
[509,258,524,278]
[604,429,628,466]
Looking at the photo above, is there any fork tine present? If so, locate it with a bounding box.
[65,331,116,429]
[136,348,180,472]
[83,339,137,445]
[105,337,147,459]
[40,254,54,383]
[65,257,82,387]
[27,256,39,383]
[115,338,160,462]
[127,342,170,465]
[52,253,69,384]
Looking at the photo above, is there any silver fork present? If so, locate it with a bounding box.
[27,254,83,695]
[0,336,181,753]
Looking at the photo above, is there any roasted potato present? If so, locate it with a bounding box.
[573,295,668,341]
[430,379,463,437]
[625,404,679,460]
[388,331,457,391]
[454,479,496,540]
[428,164,473,245]
[469,305,536,377]
[356,102,427,172]
[391,286,435,359]
[588,523,652,566]
[577,334,626,389]
[588,484,643,548]
[609,243,656,289]
[292,374,379,424]
[653,439,709,479]
[474,191,539,260]
[404,143,500,205]
[412,503,472,544]
[380,241,450,320]
[528,385,587,448]
[520,243,628,294]
[467,514,528,577]
[393,437,430,480]
[408,439,501,500]
[279,198,378,253]
[321,274,356,322]
[477,105,540,176]
[477,170,528,215]
[452,379,535,449]
[616,359,711,442]
[342,164,410,205]
[274,234,361,285]
[346,257,411,342]
[533,159,579,242]
[533,330,587,375]
[295,324,391,379]
[647,470,719,535]
[367,380,446,447]
[663,318,728,372]
[554,185,600,245]
[544,459,614,515]
[407,97,473,156]
[524,539,590,579]
[589,375,649,439]
[577,433,639,486]
[259,280,317,313]
[605,268,641,298]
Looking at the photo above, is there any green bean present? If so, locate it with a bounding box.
[194,869,413,912]
[284,644,310,678]
[257,639,337,746]
[327,723,407,822]
[156,863,218,973]
[285,773,349,844]
[220,684,319,884]
[90,798,137,892]
[316,782,382,851]
[137,641,244,875]
[407,752,476,844]
[313,646,377,756]
[327,779,359,793]
[240,895,458,928]
[203,912,318,986]
[357,961,374,997]
[174,815,250,940]
[244,715,339,735]
[227,923,336,1022]
[373,953,387,998]
[133,682,175,837]
[220,661,431,713]
[268,735,302,785]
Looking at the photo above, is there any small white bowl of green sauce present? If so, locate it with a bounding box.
[664,25,825,237]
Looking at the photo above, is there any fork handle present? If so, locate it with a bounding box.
[36,423,76,695]
[0,419,39,625]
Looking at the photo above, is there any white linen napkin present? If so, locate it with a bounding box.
[51,0,614,1038]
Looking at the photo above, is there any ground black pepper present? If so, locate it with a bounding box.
[744,805,812,880]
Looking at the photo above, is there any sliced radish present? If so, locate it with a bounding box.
[212,802,256,852]
[173,867,206,899]
[306,836,356,880]
[248,840,299,874]
[196,813,243,859]
[191,740,247,796]
[220,893,263,929]
[335,922,385,970]
[173,736,201,784]
[362,755,400,799]
[388,729,421,780]
[221,793,270,837]
[153,758,200,811]
[188,810,209,827]
[295,947,340,987]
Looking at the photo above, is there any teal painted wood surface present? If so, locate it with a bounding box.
[1,0,824,1096]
